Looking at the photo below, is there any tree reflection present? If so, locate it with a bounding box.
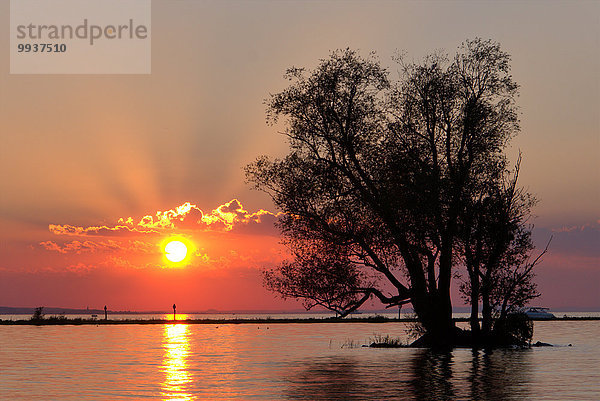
[409,349,455,400]
[161,324,193,401]
[284,348,532,400]
[286,357,363,400]
[466,348,532,400]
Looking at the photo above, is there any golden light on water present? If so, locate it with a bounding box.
[162,324,193,401]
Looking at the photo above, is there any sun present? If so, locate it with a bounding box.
[161,236,195,267]
[164,240,188,263]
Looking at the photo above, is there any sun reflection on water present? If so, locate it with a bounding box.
[161,323,193,401]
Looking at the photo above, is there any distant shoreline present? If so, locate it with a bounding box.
[2,316,599,325]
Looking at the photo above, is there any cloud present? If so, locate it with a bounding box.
[40,240,155,254]
[40,241,64,253]
[49,224,155,237]
[66,262,96,274]
[536,221,600,258]
[550,220,600,233]
[230,210,281,236]
[49,199,281,238]
[218,199,245,215]
[105,256,160,270]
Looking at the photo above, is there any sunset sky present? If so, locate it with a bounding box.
[0,0,598,312]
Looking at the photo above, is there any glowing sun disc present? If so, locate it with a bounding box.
[165,240,188,263]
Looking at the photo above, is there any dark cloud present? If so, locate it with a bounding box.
[231,211,281,236]
[535,221,600,257]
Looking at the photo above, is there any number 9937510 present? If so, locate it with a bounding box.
[17,43,66,53]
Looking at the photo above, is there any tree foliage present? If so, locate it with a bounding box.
[31,306,45,321]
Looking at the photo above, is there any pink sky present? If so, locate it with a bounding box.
[0,1,598,311]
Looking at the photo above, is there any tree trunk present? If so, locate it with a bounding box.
[435,239,456,346]
[481,289,493,337]
[411,292,456,347]
[470,273,481,340]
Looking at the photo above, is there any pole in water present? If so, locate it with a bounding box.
[104,305,107,321]
[173,303,176,321]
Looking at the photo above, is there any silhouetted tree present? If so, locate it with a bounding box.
[31,306,45,321]
[458,156,548,341]
[247,39,524,346]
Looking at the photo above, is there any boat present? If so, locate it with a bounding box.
[523,307,555,319]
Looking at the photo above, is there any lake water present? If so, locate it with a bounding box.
[1,319,599,400]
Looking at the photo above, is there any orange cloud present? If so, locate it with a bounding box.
[40,240,155,254]
[66,262,96,274]
[48,224,155,237]
[47,199,280,238]
[113,199,281,235]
